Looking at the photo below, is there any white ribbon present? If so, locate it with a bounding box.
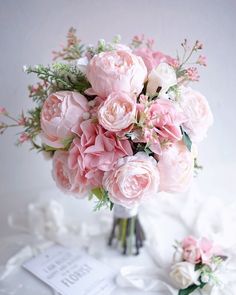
[113,204,138,218]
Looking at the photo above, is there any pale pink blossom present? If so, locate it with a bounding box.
[40,91,89,148]
[135,47,175,73]
[197,55,207,66]
[158,142,195,193]
[19,133,29,143]
[0,107,7,115]
[86,50,147,98]
[69,119,133,188]
[52,150,86,195]
[103,152,160,208]
[98,92,136,132]
[186,67,200,81]
[179,87,213,142]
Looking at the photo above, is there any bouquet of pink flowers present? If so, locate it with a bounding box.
[170,236,227,295]
[0,29,213,255]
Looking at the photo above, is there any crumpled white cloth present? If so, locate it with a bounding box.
[1,191,112,282]
[116,185,236,295]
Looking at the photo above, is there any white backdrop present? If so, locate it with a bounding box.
[0,0,236,197]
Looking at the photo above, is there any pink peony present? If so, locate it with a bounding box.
[103,152,160,208]
[179,87,213,142]
[86,50,147,98]
[135,47,175,73]
[98,91,136,132]
[69,119,133,188]
[52,150,86,195]
[40,91,89,148]
[147,99,185,142]
[158,142,195,193]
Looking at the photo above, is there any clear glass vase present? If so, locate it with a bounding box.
[108,204,145,255]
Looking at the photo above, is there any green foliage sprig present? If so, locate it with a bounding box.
[25,63,91,94]
[91,187,114,211]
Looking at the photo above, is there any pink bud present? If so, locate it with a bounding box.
[0,107,7,115]
[19,133,29,143]
[197,55,207,66]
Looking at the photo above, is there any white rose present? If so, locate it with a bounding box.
[170,262,200,289]
[146,62,177,96]
[179,86,213,142]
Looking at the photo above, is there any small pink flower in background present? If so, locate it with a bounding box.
[158,141,195,193]
[168,58,180,69]
[52,150,86,195]
[146,38,154,49]
[40,91,89,148]
[0,107,7,115]
[186,67,200,81]
[86,50,147,98]
[197,55,207,66]
[103,152,160,208]
[18,114,27,126]
[69,119,133,188]
[98,91,136,132]
[132,34,145,45]
[194,40,203,50]
[19,133,29,143]
[182,236,201,264]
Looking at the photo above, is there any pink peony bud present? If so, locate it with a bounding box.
[0,107,7,115]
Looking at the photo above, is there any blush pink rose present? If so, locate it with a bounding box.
[147,99,186,142]
[158,142,195,193]
[86,50,147,98]
[179,87,213,142]
[182,236,201,264]
[98,91,136,132]
[135,47,175,73]
[40,91,89,148]
[103,152,160,208]
[69,119,133,187]
[199,237,222,264]
[52,150,86,195]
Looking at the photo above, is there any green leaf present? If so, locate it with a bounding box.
[91,187,105,200]
[178,282,206,295]
[61,136,74,150]
[181,128,192,152]
[110,202,114,211]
